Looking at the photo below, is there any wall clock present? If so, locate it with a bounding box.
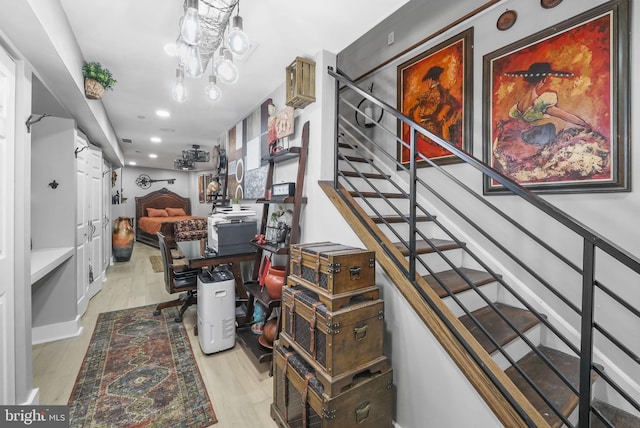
[541,0,563,9]
[497,10,517,31]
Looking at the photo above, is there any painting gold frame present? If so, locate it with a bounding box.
[483,0,629,194]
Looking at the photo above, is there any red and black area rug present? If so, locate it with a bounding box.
[68,305,217,427]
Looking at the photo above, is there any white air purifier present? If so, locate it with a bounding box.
[197,267,236,354]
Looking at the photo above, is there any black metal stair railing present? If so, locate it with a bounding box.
[328,66,640,428]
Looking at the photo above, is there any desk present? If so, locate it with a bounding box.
[176,240,256,302]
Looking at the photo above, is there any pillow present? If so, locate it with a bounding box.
[166,207,187,216]
[147,208,168,217]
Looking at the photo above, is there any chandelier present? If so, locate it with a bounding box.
[174,158,196,170]
[182,144,210,162]
[172,0,250,103]
[174,145,210,170]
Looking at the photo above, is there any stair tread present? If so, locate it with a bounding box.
[340,170,389,179]
[592,399,640,428]
[339,154,371,163]
[393,239,460,256]
[338,142,356,149]
[506,346,597,428]
[460,303,540,355]
[373,215,432,224]
[350,191,405,198]
[424,268,497,298]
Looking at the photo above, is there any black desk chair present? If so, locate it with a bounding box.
[154,232,199,322]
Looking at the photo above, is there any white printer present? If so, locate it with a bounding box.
[207,208,258,256]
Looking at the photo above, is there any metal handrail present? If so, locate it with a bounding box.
[329,66,640,427]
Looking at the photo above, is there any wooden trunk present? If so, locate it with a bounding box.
[289,242,376,295]
[272,344,393,428]
[281,285,384,378]
[286,277,380,312]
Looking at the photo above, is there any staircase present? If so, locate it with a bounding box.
[322,67,640,427]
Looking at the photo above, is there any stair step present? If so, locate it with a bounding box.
[339,154,371,163]
[339,170,389,179]
[460,303,540,355]
[591,399,640,428]
[338,141,356,149]
[393,239,461,256]
[506,346,598,428]
[372,215,432,224]
[349,191,405,199]
[424,268,497,298]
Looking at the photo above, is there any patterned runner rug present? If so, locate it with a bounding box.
[68,304,217,427]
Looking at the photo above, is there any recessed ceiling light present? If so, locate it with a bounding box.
[164,42,177,56]
[149,154,158,159]
[150,137,162,143]
[156,110,170,118]
[129,161,137,166]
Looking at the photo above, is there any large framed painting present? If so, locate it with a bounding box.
[397,28,473,167]
[483,0,629,194]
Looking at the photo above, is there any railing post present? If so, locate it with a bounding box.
[578,238,596,427]
[331,67,340,189]
[409,127,417,281]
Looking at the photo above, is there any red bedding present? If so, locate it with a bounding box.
[137,215,200,236]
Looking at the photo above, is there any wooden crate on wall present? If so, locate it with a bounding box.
[286,57,316,109]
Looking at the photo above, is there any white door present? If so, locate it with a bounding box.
[102,160,111,277]
[75,135,89,316]
[87,147,102,299]
[0,45,16,404]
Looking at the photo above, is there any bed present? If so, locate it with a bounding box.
[135,188,205,248]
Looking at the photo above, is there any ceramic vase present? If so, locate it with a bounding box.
[112,217,134,262]
[264,265,286,299]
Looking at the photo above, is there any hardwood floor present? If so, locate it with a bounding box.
[32,242,277,427]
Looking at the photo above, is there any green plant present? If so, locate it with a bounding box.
[82,61,117,90]
[231,198,240,204]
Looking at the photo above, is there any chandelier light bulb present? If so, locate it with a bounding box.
[212,46,226,77]
[180,0,202,45]
[172,69,186,103]
[176,37,190,67]
[205,75,221,101]
[217,49,238,85]
[183,44,203,78]
[225,15,250,56]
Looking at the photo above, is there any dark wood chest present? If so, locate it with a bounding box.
[281,285,385,379]
[289,242,376,296]
[271,343,393,428]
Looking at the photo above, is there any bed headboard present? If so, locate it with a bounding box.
[135,188,192,221]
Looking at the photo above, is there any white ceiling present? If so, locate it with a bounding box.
[55,0,409,170]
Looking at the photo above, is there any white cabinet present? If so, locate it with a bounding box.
[31,117,104,343]
[74,136,103,316]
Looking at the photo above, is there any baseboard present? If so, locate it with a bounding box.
[32,316,83,345]
[392,421,402,428]
[19,388,40,405]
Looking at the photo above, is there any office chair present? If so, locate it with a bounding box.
[154,232,199,322]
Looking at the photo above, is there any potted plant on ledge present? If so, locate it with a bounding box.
[82,61,117,100]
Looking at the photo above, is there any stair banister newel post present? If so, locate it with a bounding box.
[578,239,596,428]
[409,127,417,282]
[333,67,340,190]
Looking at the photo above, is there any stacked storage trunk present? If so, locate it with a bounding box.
[271,242,393,428]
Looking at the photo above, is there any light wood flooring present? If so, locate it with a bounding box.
[32,242,277,427]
